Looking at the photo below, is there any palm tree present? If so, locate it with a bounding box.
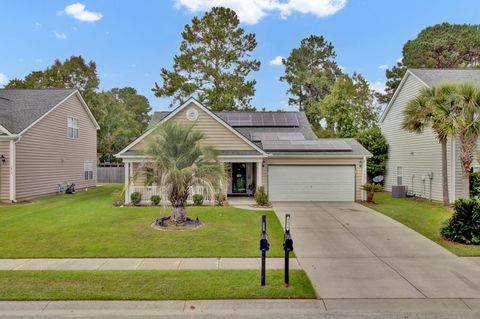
[144,122,225,223]
[455,84,480,197]
[403,84,458,205]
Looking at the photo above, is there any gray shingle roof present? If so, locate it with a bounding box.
[148,110,371,157]
[0,88,76,134]
[409,68,480,87]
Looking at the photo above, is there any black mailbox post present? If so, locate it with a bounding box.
[259,214,270,286]
[283,214,293,287]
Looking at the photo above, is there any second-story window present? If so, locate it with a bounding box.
[67,117,79,139]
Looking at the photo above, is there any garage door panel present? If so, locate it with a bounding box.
[268,165,355,202]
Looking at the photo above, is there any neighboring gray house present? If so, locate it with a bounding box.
[0,89,99,203]
[379,69,480,203]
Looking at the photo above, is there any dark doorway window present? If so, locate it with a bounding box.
[232,163,247,193]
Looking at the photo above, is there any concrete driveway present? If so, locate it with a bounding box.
[273,201,480,299]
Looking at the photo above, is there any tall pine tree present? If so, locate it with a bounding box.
[153,7,260,111]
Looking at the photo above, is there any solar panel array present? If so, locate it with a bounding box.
[261,140,352,152]
[225,113,299,127]
[250,132,306,142]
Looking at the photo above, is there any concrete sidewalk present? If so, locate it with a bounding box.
[0,257,300,271]
[0,299,478,318]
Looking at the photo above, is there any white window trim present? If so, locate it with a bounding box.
[84,160,94,180]
[67,117,79,139]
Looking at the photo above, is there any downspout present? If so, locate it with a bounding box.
[450,139,456,202]
[362,156,367,201]
[9,136,21,202]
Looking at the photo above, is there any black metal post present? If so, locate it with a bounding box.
[284,249,290,287]
[283,214,293,288]
[259,214,269,287]
[261,249,266,286]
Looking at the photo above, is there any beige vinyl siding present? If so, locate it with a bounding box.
[15,94,97,200]
[380,74,455,202]
[0,141,10,201]
[133,102,255,152]
[262,157,363,200]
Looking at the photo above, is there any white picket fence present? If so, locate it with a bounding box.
[129,185,214,205]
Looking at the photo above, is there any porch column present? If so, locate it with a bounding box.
[124,162,130,204]
[256,160,263,190]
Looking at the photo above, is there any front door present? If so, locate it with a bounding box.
[232,163,247,194]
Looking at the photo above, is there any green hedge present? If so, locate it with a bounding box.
[470,172,480,197]
[441,197,480,245]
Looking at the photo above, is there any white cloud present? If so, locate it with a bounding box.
[35,58,43,64]
[175,0,346,25]
[396,57,403,64]
[269,55,284,66]
[378,64,388,70]
[339,65,346,72]
[63,3,103,22]
[54,31,67,39]
[35,22,41,28]
[370,81,386,94]
[0,73,8,86]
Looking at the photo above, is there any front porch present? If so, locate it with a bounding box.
[123,156,264,205]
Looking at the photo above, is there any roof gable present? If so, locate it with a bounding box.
[0,89,99,135]
[117,98,266,157]
[380,68,480,123]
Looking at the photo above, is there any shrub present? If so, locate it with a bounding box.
[254,186,269,206]
[215,193,225,206]
[150,195,161,206]
[192,194,204,206]
[470,172,480,197]
[130,192,142,206]
[441,197,480,245]
[111,191,124,207]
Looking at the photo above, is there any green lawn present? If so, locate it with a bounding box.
[364,192,480,256]
[0,270,315,300]
[0,184,285,258]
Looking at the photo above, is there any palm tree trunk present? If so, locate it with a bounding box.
[169,187,188,223]
[459,133,477,198]
[441,139,450,206]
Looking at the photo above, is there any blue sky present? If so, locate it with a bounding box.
[1,0,479,112]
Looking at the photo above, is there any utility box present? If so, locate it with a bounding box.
[392,185,406,198]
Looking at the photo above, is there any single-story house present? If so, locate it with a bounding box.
[0,89,99,203]
[116,98,371,204]
[379,68,480,202]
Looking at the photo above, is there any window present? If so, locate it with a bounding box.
[67,117,79,139]
[397,166,403,185]
[84,161,94,180]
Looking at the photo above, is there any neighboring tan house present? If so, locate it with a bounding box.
[116,98,371,204]
[379,68,480,203]
[0,89,99,203]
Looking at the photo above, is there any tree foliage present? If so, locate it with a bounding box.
[95,90,143,163]
[5,55,100,106]
[153,7,260,111]
[356,126,389,179]
[319,73,378,137]
[110,87,151,132]
[379,23,480,104]
[281,35,341,126]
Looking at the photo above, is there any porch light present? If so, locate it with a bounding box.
[359,160,363,167]
[0,155,5,164]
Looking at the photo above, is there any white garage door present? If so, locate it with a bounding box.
[268,165,355,201]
